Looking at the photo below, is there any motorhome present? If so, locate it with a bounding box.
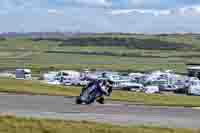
[43,71,59,81]
[187,64,200,79]
[63,78,90,86]
[58,70,80,78]
[188,78,200,95]
[129,73,144,79]
[107,75,131,89]
[141,70,164,84]
[15,69,31,80]
[57,70,80,83]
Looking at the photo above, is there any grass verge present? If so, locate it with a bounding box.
[1,79,200,107]
[0,116,198,133]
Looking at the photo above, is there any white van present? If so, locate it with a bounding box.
[43,71,58,81]
[188,79,200,95]
[58,71,80,79]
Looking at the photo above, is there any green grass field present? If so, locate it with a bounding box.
[0,34,200,73]
[0,116,198,133]
[2,79,200,107]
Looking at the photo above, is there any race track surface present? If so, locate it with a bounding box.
[0,93,200,129]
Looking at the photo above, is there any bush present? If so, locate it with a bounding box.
[58,37,193,50]
[0,37,6,41]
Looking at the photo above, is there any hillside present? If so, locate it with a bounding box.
[0,33,200,73]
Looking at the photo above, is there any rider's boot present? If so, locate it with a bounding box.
[96,97,105,104]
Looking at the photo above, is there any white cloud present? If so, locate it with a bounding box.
[109,9,171,16]
[170,6,200,16]
[109,9,136,15]
[128,0,168,9]
[74,0,112,6]
[47,9,64,15]
[129,0,161,6]
[109,5,200,16]
[127,0,200,10]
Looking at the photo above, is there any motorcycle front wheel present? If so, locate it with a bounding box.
[96,97,105,104]
[76,97,83,104]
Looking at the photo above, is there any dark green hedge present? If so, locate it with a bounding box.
[59,37,192,50]
[30,36,193,50]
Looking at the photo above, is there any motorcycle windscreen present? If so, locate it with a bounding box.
[81,85,97,101]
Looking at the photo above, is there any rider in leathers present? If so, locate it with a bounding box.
[84,79,112,96]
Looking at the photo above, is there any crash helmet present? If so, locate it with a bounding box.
[107,79,114,85]
[102,72,107,78]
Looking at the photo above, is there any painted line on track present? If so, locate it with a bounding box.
[102,103,124,106]
[192,107,200,110]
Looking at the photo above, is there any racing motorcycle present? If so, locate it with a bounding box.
[76,80,112,104]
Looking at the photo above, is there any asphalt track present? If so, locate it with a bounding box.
[0,93,200,129]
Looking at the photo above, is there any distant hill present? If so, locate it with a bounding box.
[0,32,69,38]
[58,37,192,50]
[0,32,200,38]
[1,32,200,50]
[0,32,113,38]
[29,33,198,50]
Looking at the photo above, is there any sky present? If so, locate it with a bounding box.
[0,0,200,33]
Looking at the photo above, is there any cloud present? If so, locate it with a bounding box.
[109,9,171,16]
[0,0,45,10]
[109,5,200,16]
[170,6,200,16]
[127,0,200,9]
[47,9,64,15]
[128,0,162,9]
[0,0,200,33]
[109,9,136,15]
[72,0,112,7]
[1,7,200,33]
[0,0,200,10]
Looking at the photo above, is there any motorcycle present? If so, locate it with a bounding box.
[76,80,112,104]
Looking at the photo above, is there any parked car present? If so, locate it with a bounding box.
[64,79,73,86]
[144,85,160,94]
[15,69,31,80]
[122,82,144,92]
[47,80,61,85]
[78,79,90,86]
[159,84,179,91]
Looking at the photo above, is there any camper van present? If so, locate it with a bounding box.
[57,70,80,83]
[186,64,200,79]
[43,71,59,81]
[188,79,200,95]
[107,75,132,89]
[15,69,32,80]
